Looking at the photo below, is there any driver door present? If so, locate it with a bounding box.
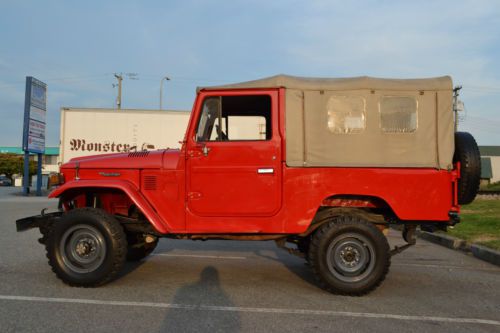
[186,91,282,220]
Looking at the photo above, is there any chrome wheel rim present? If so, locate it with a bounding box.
[326,233,375,283]
[60,224,106,273]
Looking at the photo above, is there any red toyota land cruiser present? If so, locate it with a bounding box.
[17,75,480,295]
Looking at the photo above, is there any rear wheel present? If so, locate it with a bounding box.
[45,208,127,287]
[309,215,390,295]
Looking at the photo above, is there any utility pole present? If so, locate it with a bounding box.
[114,73,123,109]
[453,85,462,132]
[160,76,170,110]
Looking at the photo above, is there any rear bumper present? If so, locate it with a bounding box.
[16,211,63,232]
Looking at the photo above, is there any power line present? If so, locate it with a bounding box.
[464,84,500,91]
[44,73,112,81]
[0,74,112,88]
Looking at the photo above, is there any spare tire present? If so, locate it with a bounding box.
[453,132,481,204]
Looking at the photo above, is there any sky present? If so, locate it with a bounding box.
[1,0,499,146]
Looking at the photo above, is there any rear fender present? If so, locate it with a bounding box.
[49,180,169,234]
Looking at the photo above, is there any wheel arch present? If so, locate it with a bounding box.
[321,194,392,211]
[49,180,170,234]
[302,194,397,236]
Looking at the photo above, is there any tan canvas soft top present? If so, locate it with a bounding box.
[199,75,455,170]
[199,74,452,92]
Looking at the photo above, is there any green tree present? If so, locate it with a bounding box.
[0,153,37,183]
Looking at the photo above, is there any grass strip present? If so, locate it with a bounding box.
[448,199,500,250]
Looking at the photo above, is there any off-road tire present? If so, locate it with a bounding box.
[45,208,127,287]
[453,132,481,205]
[309,215,390,296]
[126,233,158,261]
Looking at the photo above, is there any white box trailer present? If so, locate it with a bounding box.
[59,108,191,163]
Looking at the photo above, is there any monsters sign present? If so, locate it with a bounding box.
[69,139,155,153]
[59,108,191,163]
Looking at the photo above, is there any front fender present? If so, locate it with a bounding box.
[49,180,170,234]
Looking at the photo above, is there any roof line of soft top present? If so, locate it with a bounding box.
[197,74,453,92]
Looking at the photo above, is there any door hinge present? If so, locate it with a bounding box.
[187,192,202,200]
[187,150,202,158]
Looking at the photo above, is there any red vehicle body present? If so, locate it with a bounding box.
[17,75,480,295]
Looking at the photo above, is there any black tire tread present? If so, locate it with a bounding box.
[45,208,127,287]
[454,132,481,205]
[308,215,390,296]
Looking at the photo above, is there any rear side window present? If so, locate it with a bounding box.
[327,96,366,134]
[379,96,417,133]
[196,95,271,142]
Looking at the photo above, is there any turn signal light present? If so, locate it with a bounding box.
[48,173,65,188]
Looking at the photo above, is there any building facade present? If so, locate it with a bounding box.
[480,146,500,184]
[0,147,59,187]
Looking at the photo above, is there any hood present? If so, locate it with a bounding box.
[62,149,181,170]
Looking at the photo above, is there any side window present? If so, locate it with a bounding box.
[196,95,271,141]
[379,96,417,133]
[327,95,366,134]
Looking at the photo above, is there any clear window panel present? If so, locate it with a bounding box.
[380,96,417,133]
[327,96,366,134]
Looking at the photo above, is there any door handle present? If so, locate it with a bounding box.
[202,145,211,157]
[257,168,274,174]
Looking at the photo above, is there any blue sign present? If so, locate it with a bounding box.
[22,77,47,154]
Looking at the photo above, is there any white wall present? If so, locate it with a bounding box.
[489,156,500,183]
[60,108,191,163]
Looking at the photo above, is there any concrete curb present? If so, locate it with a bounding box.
[418,231,500,267]
[470,244,500,266]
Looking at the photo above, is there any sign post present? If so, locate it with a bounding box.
[22,77,47,196]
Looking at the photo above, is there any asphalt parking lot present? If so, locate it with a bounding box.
[0,187,499,333]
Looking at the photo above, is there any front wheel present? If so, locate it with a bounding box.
[45,208,127,287]
[309,215,390,295]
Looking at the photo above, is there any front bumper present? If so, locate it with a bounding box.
[16,211,63,232]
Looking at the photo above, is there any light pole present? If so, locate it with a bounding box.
[160,76,170,110]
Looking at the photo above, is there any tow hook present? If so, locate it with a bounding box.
[145,235,156,244]
[390,226,416,256]
[131,234,157,248]
[275,238,305,258]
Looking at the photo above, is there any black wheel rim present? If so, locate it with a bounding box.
[326,233,376,283]
[59,224,107,273]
